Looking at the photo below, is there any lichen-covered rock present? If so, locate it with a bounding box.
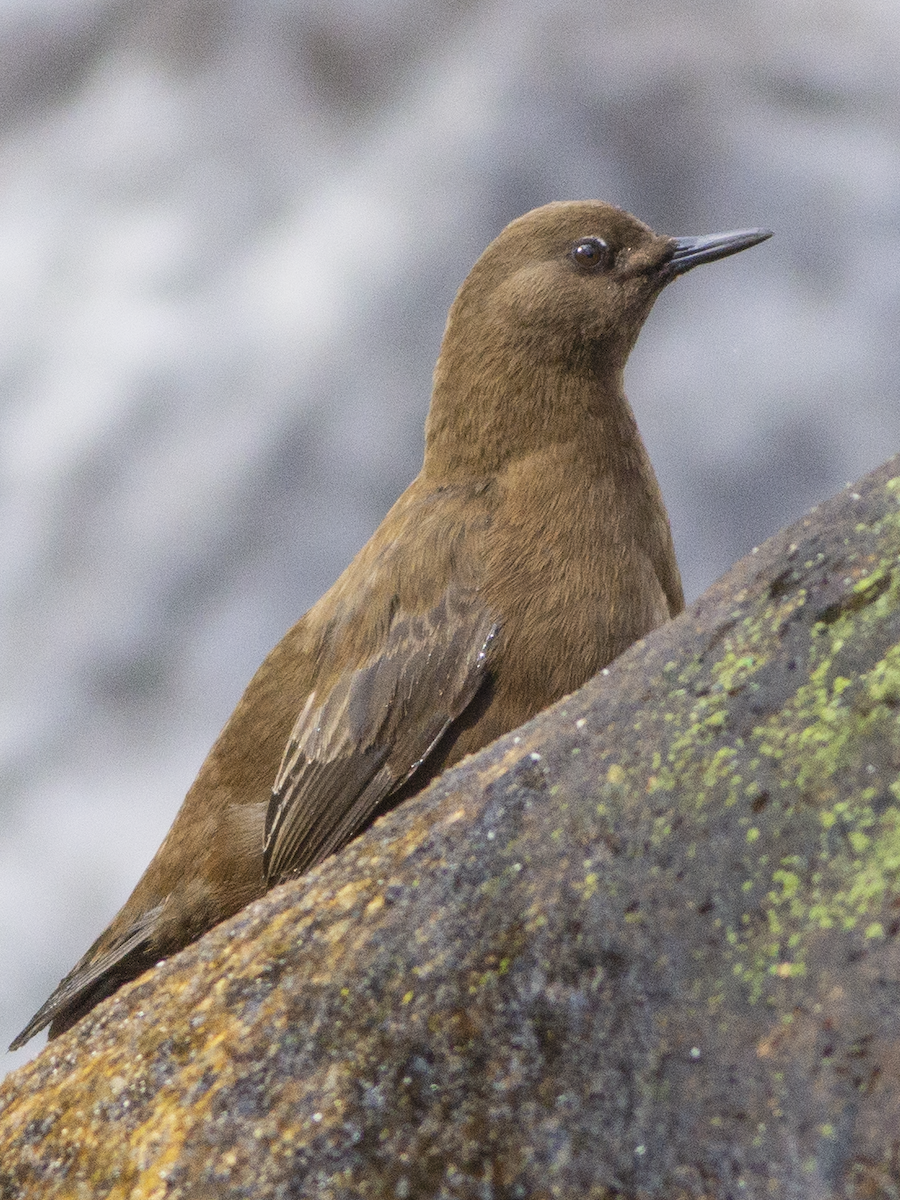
[2,457,900,1199]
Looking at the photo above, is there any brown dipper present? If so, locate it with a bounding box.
[10,201,770,1049]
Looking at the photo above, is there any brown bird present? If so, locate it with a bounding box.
[11,202,770,1050]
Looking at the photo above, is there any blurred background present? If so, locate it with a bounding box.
[2,0,898,1071]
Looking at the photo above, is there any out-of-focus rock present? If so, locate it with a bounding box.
[2,457,900,1197]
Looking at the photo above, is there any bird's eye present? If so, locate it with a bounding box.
[570,237,609,271]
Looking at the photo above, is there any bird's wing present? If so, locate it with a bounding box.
[263,585,499,885]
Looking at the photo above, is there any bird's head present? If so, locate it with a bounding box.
[426,201,771,476]
[449,200,770,371]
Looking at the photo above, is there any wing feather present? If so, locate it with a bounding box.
[8,903,165,1049]
[263,585,499,884]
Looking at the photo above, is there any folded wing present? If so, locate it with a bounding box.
[263,585,499,884]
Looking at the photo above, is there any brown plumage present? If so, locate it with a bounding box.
[10,202,770,1050]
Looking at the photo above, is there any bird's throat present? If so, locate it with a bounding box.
[424,344,634,484]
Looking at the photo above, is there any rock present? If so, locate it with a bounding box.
[3,457,900,1199]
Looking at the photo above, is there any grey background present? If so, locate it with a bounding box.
[2,0,898,1073]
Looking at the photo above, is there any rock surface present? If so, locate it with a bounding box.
[2,456,900,1198]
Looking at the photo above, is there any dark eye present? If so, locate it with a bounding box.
[570,237,609,271]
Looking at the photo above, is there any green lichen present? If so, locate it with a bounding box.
[631,476,900,1005]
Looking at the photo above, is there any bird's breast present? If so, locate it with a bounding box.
[482,444,674,710]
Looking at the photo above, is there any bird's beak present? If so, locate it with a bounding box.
[666,228,772,277]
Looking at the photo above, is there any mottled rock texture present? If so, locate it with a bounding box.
[3,456,900,1199]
